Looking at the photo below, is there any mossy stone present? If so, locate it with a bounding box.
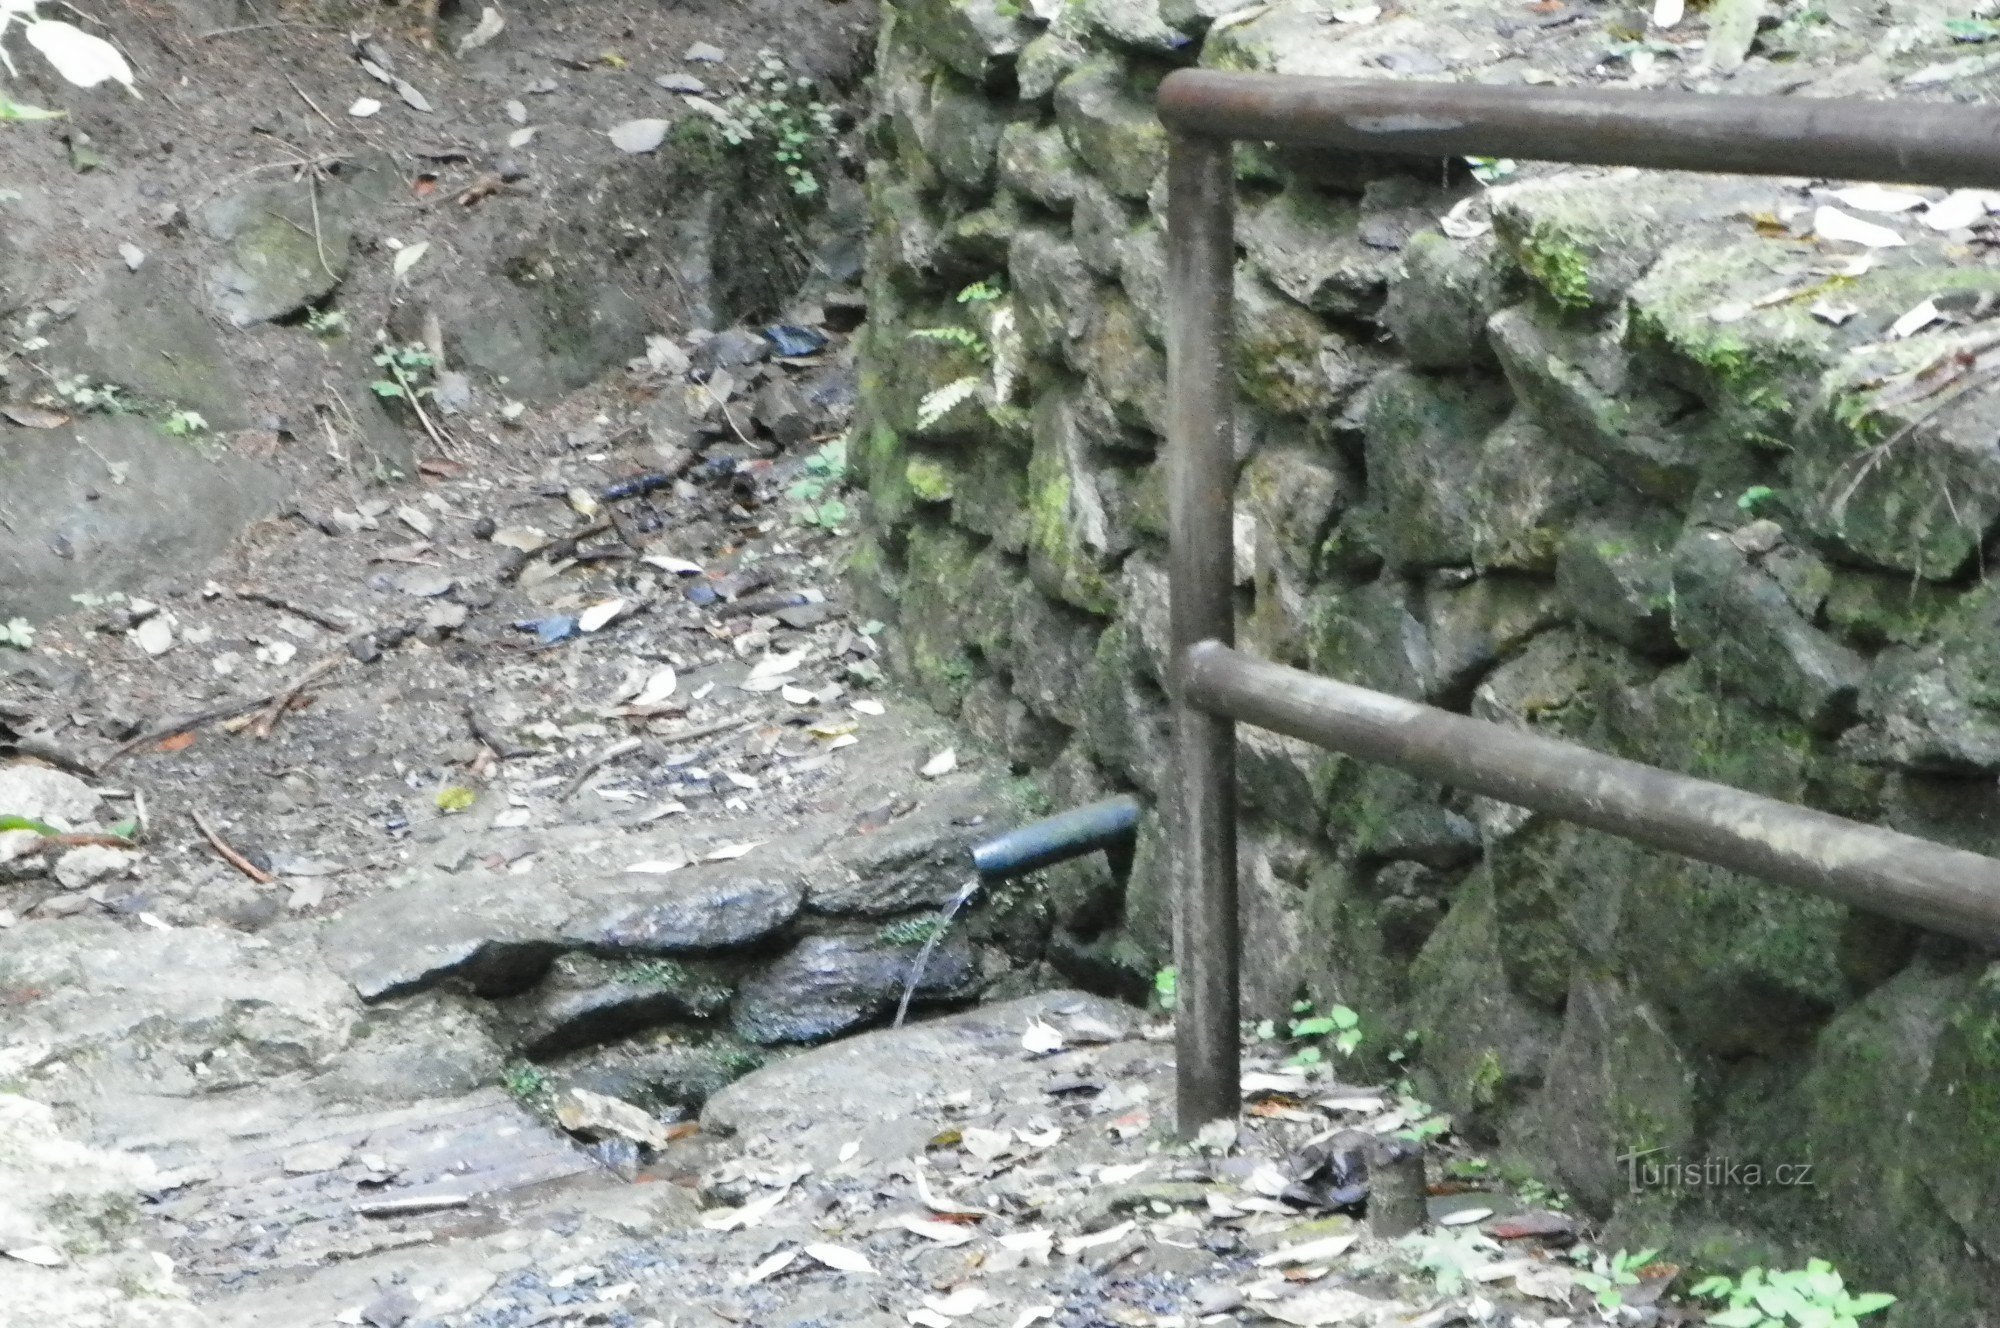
[894,0,1036,84]
[1053,60,1168,201]
[996,121,1085,210]
[1383,230,1513,370]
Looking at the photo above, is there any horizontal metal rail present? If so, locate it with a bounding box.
[1160,73,2000,1136]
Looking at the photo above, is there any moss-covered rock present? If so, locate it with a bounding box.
[1555,517,1681,656]
[1012,588,1106,729]
[1511,975,1697,1216]
[1025,391,1127,616]
[895,0,1037,84]
[1074,0,1198,55]
[996,121,1086,210]
[929,72,1011,191]
[1669,527,1864,733]
[1383,230,1514,370]
[1010,226,1099,361]
[1408,871,1560,1136]
[1361,369,1543,569]
[1081,623,1174,795]
[1073,289,1169,436]
[1845,578,2000,773]
[1489,303,1700,503]
[1018,28,1090,100]
[1053,60,1168,200]
[1071,175,1137,278]
[1241,186,1397,320]
[1423,573,1563,708]
[1234,271,1342,419]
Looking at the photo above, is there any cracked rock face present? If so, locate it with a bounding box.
[581,874,806,955]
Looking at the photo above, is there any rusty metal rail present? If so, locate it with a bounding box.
[1158,69,2000,1134]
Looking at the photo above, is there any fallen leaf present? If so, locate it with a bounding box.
[851,698,886,716]
[1809,298,1860,325]
[702,1185,790,1231]
[1058,1221,1135,1257]
[923,1287,990,1317]
[1922,188,2000,232]
[456,4,506,53]
[624,851,691,874]
[156,731,198,753]
[610,118,672,154]
[748,649,808,680]
[349,96,381,117]
[1891,297,1944,340]
[1650,0,1683,26]
[920,748,957,778]
[1021,1020,1065,1055]
[838,1140,861,1163]
[1009,1309,1056,1328]
[3,1245,64,1267]
[1828,183,1927,213]
[634,666,678,706]
[1437,1206,1494,1226]
[1813,206,1908,249]
[579,598,627,633]
[118,242,144,270]
[393,241,431,277]
[960,1127,1013,1161]
[782,684,815,705]
[909,1312,954,1328]
[435,786,477,813]
[740,1246,798,1285]
[803,1243,874,1274]
[1098,1161,1148,1184]
[2,403,69,429]
[898,1214,978,1246]
[914,1167,992,1216]
[1256,1233,1359,1267]
[705,840,763,861]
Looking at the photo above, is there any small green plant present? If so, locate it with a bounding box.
[908,278,1021,432]
[627,960,692,989]
[1574,1247,1660,1311]
[1689,1260,1895,1328]
[1400,1229,1499,1297]
[52,374,131,414]
[1737,485,1778,514]
[714,49,839,196]
[1514,1176,1569,1212]
[1465,156,1517,184]
[501,1060,548,1103]
[306,308,349,338]
[789,434,851,529]
[161,409,208,438]
[371,342,437,400]
[1289,999,1363,1056]
[1154,965,1178,1012]
[879,916,946,947]
[0,618,33,650]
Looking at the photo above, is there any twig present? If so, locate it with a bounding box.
[190,811,274,885]
[252,656,344,739]
[3,737,100,779]
[655,715,756,747]
[384,355,461,460]
[499,520,612,583]
[286,74,341,134]
[102,658,344,766]
[465,706,534,760]
[556,737,643,803]
[235,587,356,634]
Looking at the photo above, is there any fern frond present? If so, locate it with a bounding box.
[915,375,983,431]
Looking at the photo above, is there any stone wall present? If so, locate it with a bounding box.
[849,0,2000,1312]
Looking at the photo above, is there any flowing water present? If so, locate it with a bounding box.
[892,876,982,1029]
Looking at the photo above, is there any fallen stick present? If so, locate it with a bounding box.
[251,656,344,739]
[236,587,357,634]
[464,706,534,760]
[655,715,755,747]
[103,657,346,766]
[555,737,643,803]
[190,811,274,885]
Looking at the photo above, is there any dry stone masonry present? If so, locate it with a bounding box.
[850,0,2000,1313]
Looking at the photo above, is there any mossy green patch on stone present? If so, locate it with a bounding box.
[905,455,955,502]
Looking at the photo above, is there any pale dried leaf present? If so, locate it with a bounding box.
[1813,206,1908,248]
[897,1215,978,1246]
[1436,1206,1493,1227]
[749,649,808,680]
[923,1287,990,1317]
[1890,297,1944,340]
[1058,1221,1135,1256]
[393,241,431,277]
[803,1243,874,1274]
[610,118,671,154]
[1828,183,1926,213]
[705,840,762,861]
[634,666,678,706]
[914,1168,992,1216]
[1256,1233,1358,1266]
[1922,189,2000,232]
[1020,1019,1065,1055]
[920,748,958,778]
[702,1185,790,1232]
[1650,0,1683,27]
[579,598,627,633]
[740,1246,798,1285]
[456,4,506,53]
[960,1127,1012,1161]
[22,19,133,90]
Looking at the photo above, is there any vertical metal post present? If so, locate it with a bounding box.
[1166,131,1240,1137]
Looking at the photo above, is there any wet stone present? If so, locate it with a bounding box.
[729,933,983,1045]
[581,873,805,955]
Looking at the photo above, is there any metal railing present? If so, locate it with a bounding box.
[1157,69,2000,1134]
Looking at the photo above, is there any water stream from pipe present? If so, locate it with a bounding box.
[892,876,981,1029]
